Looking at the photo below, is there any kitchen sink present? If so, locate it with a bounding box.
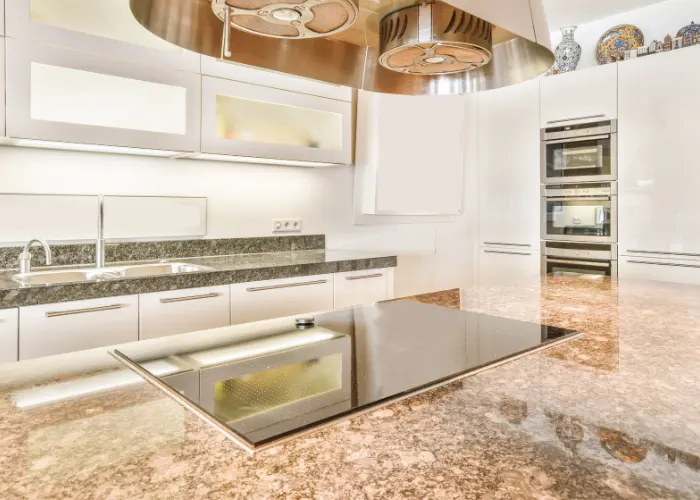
[12,269,115,285]
[13,263,212,285]
[105,263,212,278]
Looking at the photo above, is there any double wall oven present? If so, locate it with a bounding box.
[540,119,618,279]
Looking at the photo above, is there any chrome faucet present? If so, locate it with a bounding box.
[18,239,53,274]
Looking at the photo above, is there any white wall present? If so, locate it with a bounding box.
[0,145,477,298]
[549,0,700,69]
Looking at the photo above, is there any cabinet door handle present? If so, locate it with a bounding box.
[160,292,221,304]
[627,250,700,258]
[46,304,124,318]
[345,273,384,281]
[546,114,606,125]
[484,250,532,256]
[483,242,532,248]
[247,279,328,292]
[627,260,700,269]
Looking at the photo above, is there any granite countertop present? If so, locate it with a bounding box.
[0,250,397,308]
[2,276,700,499]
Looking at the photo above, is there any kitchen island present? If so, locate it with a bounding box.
[1,276,699,499]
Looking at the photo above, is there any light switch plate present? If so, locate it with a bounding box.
[272,219,302,233]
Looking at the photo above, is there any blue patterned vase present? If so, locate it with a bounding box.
[555,26,581,73]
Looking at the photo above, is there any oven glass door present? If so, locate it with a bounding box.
[545,258,612,279]
[544,197,613,241]
[544,135,614,182]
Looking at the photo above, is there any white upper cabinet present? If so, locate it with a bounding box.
[0,37,5,137]
[357,91,465,216]
[201,75,353,165]
[618,46,700,257]
[540,64,618,126]
[5,38,201,152]
[478,79,541,249]
[4,0,200,72]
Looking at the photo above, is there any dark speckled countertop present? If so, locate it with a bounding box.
[0,250,397,308]
[1,277,700,499]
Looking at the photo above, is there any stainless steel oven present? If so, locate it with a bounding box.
[541,182,617,243]
[542,242,617,279]
[542,119,617,184]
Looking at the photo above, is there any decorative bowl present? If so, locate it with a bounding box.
[596,24,645,65]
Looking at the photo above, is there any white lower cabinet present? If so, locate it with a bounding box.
[478,247,541,287]
[230,274,334,325]
[619,256,700,285]
[333,269,394,309]
[139,285,231,340]
[0,309,19,365]
[19,295,138,361]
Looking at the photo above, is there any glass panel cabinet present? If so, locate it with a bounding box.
[5,0,200,72]
[5,39,201,153]
[202,76,353,165]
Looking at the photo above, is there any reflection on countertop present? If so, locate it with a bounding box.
[2,276,700,499]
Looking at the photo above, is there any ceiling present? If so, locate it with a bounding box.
[542,0,670,30]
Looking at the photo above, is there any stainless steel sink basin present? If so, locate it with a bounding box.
[13,263,212,285]
[12,269,114,285]
[107,263,212,278]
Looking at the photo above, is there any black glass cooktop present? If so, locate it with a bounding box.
[113,301,579,453]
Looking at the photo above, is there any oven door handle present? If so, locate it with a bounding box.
[545,196,611,202]
[547,258,611,268]
[545,134,610,145]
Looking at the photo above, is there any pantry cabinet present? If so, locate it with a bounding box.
[477,247,541,287]
[333,269,394,309]
[5,38,201,153]
[139,286,231,340]
[619,255,700,285]
[4,0,200,71]
[0,309,19,365]
[230,274,334,325]
[618,46,700,258]
[201,75,353,164]
[19,295,138,361]
[540,63,618,126]
[478,79,541,249]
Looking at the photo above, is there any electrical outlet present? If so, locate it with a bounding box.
[272,219,302,233]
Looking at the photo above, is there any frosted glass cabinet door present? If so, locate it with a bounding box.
[201,76,353,164]
[6,39,201,152]
[5,0,200,71]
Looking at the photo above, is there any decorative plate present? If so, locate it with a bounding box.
[676,21,700,38]
[596,24,645,65]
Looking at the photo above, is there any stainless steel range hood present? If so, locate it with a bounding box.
[130,0,554,95]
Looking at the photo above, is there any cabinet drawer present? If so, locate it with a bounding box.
[619,256,700,285]
[139,286,231,340]
[230,275,334,325]
[201,76,352,165]
[333,269,393,309]
[19,295,138,361]
[0,309,19,365]
[478,247,541,287]
[5,0,200,72]
[6,38,201,153]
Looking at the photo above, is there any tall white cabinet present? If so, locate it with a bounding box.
[618,46,700,266]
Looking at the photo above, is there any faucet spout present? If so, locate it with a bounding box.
[19,238,53,274]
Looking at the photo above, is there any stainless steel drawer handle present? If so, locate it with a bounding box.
[547,258,610,268]
[627,260,700,269]
[484,250,532,256]
[627,250,700,258]
[247,279,328,292]
[483,242,532,248]
[345,273,384,281]
[46,304,124,318]
[160,293,221,304]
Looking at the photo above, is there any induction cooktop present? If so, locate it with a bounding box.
[113,301,580,453]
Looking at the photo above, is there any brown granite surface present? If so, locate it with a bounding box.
[2,276,700,499]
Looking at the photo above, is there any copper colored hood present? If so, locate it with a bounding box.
[130,0,554,95]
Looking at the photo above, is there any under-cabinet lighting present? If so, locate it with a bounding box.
[0,138,184,158]
[186,329,337,367]
[186,152,337,168]
[12,359,182,409]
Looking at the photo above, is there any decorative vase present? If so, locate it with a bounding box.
[555,26,582,72]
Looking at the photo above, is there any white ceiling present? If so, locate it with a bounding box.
[542,0,670,30]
